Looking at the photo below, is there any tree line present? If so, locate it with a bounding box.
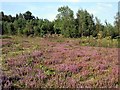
[0,6,120,39]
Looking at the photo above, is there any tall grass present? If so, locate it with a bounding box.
[79,36,119,48]
[0,35,11,39]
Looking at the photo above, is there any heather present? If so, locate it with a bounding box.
[1,36,119,88]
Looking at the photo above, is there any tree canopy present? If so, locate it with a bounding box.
[0,6,119,39]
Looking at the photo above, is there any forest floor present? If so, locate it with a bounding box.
[0,36,119,88]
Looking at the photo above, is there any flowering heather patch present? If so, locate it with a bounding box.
[54,63,82,73]
[1,36,119,88]
[44,59,63,65]
[31,51,43,59]
[0,39,12,47]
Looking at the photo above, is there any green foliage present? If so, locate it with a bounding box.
[76,9,95,37]
[7,22,16,35]
[78,36,118,48]
[55,6,76,38]
[1,6,119,40]
[23,11,34,20]
[40,64,55,76]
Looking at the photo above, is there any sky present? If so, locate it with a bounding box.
[0,0,119,25]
